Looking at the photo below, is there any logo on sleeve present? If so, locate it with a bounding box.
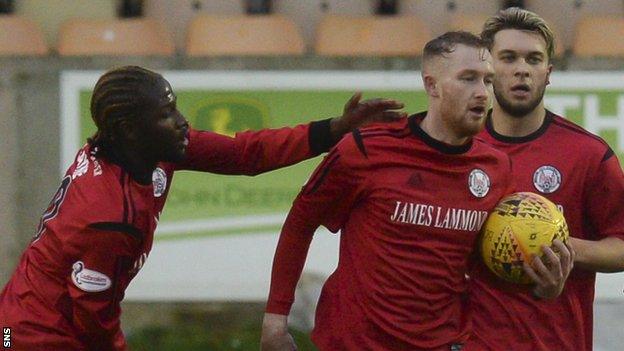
[72,150,89,179]
[71,261,111,292]
[533,165,561,194]
[152,167,167,197]
[469,169,490,198]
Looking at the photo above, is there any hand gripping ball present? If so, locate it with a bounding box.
[480,192,569,284]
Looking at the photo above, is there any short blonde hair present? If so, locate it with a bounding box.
[481,7,555,61]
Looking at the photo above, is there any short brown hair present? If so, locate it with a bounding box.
[423,31,487,61]
[481,7,555,61]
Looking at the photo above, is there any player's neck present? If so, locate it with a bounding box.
[108,144,156,185]
[125,159,157,185]
[421,111,470,146]
[490,102,546,137]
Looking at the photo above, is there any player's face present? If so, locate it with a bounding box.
[139,78,189,163]
[437,44,494,138]
[490,29,553,118]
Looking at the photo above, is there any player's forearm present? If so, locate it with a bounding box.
[238,119,335,175]
[265,235,313,314]
[266,215,316,314]
[571,236,624,272]
[180,120,334,175]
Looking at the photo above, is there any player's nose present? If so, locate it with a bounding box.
[474,81,489,100]
[175,112,189,129]
[513,60,531,79]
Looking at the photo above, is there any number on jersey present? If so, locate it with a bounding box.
[34,175,72,241]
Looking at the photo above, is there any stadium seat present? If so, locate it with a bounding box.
[145,0,245,49]
[448,14,490,34]
[274,0,373,49]
[573,16,624,58]
[527,0,624,57]
[402,0,499,36]
[0,15,47,56]
[315,15,431,57]
[545,22,567,58]
[16,0,116,47]
[57,18,174,56]
[185,14,305,56]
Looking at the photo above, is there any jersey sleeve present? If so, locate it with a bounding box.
[176,119,335,175]
[585,149,624,241]
[265,142,366,315]
[63,223,141,351]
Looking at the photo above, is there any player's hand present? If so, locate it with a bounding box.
[329,92,407,142]
[524,239,575,299]
[261,313,297,351]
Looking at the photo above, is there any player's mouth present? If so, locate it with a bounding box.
[510,83,531,99]
[178,129,189,149]
[468,105,487,118]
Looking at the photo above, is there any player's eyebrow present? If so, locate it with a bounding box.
[497,49,516,56]
[458,69,480,76]
[457,69,495,81]
[498,49,545,57]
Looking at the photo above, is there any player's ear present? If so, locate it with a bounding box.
[115,119,139,143]
[545,63,553,86]
[423,74,439,98]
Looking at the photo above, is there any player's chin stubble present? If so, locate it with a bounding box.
[494,84,546,118]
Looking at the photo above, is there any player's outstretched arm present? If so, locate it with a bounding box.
[177,93,404,175]
[524,239,575,299]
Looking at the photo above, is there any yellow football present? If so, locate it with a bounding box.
[480,192,569,284]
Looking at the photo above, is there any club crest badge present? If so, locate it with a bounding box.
[469,169,490,198]
[533,165,562,194]
[152,167,167,197]
[71,261,111,292]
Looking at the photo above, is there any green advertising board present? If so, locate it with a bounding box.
[64,71,624,241]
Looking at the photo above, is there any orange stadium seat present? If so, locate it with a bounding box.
[448,14,490,35]
[573,16,624,58]
[315,15,431,57]
[186,14,305,56]
[545,22,566,58]
[57,18,174,56]
[0,15,47,56]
